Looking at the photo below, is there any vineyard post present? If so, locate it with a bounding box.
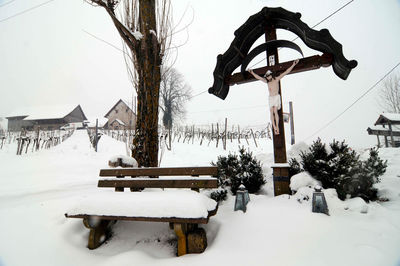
[223,118,227,150]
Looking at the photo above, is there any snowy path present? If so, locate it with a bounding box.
[0,130,399,266]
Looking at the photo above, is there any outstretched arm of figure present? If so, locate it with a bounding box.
[248,69,267,83]
[276,59,299,81]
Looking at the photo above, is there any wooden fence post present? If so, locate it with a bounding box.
[250,129,258,147]
[95,119,98,152]
[216,123,219,148]
[238,125,241,144]
[223,118,227,150]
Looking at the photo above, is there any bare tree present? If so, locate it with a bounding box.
[87,0,173,167]
[160,67,192,129]
[379,73,400,113]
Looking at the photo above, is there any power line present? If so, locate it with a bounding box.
[0,0,17,8]
[82,29,128,55]
[303,61,400,141]
[188,90,208,100]
[310,0,354,30]
[0,0,56,23]
[249,0,355,69]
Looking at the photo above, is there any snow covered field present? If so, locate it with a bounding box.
[0,130,399,266]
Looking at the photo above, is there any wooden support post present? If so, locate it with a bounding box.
[289,101,295,145]
[174,223,187,256]
[83,218,114,250]
[265,25,290,196]
[272,165,291,195]
[377,134,380,148]
[388,123,395,147]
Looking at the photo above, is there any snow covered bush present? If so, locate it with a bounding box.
[212,147,265,196]
[289,139,387,202]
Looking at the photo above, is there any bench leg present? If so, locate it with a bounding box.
[173,223,187,256]
[83,218,115,250]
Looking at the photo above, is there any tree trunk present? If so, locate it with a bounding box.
[132,0,161,167]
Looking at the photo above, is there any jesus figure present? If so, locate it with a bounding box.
[248,59,299,135]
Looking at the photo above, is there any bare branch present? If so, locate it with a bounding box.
[378,73,400,113]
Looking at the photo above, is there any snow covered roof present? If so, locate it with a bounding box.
[111,119,125,126]
[375,113,400,125]
[6,104,85,121]
[368,126,390,131]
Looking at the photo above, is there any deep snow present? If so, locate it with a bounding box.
[0,130,399,266]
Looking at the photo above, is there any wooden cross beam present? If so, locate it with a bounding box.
[226,54,333,86]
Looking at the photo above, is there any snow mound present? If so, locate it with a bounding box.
[290,171,321,191]
[344,197,369,214]
[293,186,314,203]
[109,155,138,167]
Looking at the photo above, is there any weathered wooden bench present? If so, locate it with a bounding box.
[65,166,218,256]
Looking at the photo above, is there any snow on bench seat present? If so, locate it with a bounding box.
[66,190,218,223]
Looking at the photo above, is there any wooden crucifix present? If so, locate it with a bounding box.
[208,7,357,196]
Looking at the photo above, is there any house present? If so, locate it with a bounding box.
[367,113,400,147]
[104,99,136,130]
[6,104,87,131]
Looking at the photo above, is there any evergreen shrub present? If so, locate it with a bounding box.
[210,189,228,203]
[289,138,387,201]
[212,147,265,196]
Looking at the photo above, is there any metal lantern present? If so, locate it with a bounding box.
[312,186,329,215]
[234,184,250,212]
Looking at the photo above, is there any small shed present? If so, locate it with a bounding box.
[367,113,400,147]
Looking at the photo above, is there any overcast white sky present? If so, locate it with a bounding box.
[1,0,400,148]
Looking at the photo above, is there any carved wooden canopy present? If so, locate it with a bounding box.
[208,7,358,100]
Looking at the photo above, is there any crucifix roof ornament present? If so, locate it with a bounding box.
[208,7,358,100]
[208,7,357,196]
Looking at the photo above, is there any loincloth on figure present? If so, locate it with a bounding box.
[269,94,281,110]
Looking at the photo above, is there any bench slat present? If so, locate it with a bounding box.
[99,166,218,177]
[98,178,218,189]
